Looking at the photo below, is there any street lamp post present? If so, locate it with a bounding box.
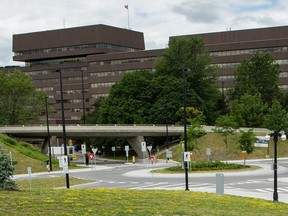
[266,131,286,202]
[182,68,191,191]
[81,69,86,124]
[56,68,70,189]
[45,96,52,172]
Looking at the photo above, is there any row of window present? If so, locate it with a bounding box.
[33,76,87,83]
[215,59,288,69]
[210,46,288,57]
[92,94,109,98]
[15,43,138,57]
[91,82,115,88]
[217,71,288,81]
[24,67,86,76]
[26,57,86,66]
[90,69,146,77]
[56,99,86,104]
[90,57,156,66]
[37,87,54,91]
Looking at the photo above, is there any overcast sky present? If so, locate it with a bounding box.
[0,0,287,67]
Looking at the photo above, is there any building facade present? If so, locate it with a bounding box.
[9,24,288,123]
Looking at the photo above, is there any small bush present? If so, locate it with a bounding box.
[166,160,247,172]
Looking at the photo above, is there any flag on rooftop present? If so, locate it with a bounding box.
[124,4,128,10]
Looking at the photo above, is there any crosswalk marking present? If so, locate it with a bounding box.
[130,182,168,189]
[255,187,288,193]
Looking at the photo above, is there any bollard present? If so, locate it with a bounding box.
[216,173,224,195]
[132,156,136,164]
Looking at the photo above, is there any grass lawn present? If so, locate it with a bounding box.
[0,188,287,216]
[16,177,95,190]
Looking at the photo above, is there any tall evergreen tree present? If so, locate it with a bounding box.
[0,144,18,190]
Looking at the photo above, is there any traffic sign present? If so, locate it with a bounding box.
[81,144,86,154]
[63,156,68,166]
[92,148,98,155]
[166,150,172,158]
[240,151,247,158]
[88,153,94,161]
[141,142,147,152]
[125,145,129,151]
[183,152,191,162]
[147,145,152,152]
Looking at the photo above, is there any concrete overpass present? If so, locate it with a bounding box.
[0,125,269,156]
[0,124,186,156]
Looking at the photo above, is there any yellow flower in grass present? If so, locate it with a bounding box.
[18,200,31,205]
[44,199,55,203]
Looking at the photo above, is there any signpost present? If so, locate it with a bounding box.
[62,155,69,173]
[141,141,146,159]
[112,146,116,158]
[92,148,98,166]
[206,148,211,161]
[81,144,86,165]
[125,145,129,163]
[166,150,172,163]
[240,151,247,167]
[183,152,191,162]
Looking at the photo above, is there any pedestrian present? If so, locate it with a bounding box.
[46,159,50,172]
[97,149,102,157]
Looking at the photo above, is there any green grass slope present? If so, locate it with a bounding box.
[159,132,288,162]
[0,134,57,174]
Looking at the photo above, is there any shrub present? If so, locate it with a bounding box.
[0,144,19,190]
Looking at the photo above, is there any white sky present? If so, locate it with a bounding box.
[0,0,287,67]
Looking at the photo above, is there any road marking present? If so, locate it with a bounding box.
[130,182,168,189]
[255,187,288,193]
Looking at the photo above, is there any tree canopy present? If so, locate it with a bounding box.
[230,53,281,105]
[230,94,267,127]
[0,70,46,125]
[263,100,288,132]
[155,37,222,123]
[94,37,222,125]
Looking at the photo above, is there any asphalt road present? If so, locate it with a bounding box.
[14,158,288,203]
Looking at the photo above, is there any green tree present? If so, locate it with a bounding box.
[213,115,239,148]
[85,97,106,124]
[155,37,222,124]
[230,94,268,127]
[0,70,46,125]
[186,118,206,153]
[238,129,256,154]
[263,100,288,132]
[230,53,281,105]
[0,145,18,190]
[98,70,153,124]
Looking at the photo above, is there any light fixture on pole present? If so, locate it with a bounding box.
[56,68,70,189]
[265,131,286,202]
[45,96,52,172]
[182,68,191,191]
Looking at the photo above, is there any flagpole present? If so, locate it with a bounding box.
[125,4,130,29]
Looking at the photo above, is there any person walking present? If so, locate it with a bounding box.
[46,159,50,172]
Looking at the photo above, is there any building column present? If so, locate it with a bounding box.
[41,136,57,154]
[127,136,145,157]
